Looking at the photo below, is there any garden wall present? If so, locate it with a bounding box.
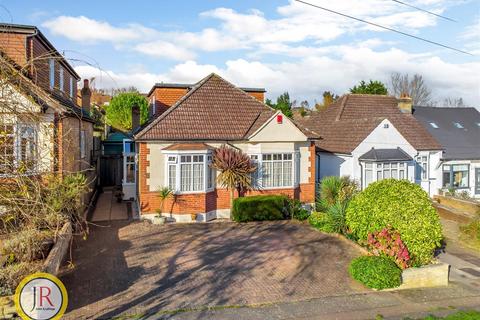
[434,195,479,217]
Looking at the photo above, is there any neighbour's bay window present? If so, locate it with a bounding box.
[0,122,37,175]
[250,153,299,189]
[362,161,407,188]
[443,164,469,189]
[166,153,215,193]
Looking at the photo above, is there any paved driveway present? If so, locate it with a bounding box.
[61,221,366,319]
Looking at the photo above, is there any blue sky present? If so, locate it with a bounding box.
[1,0,479,106]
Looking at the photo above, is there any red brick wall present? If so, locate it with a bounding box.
[137,140,317,215]
[0,33,27,67]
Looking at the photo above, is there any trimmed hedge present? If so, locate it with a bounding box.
[308,211,335,233]
[231,195,288,222]
[349,256,402,290]
[346,179,442,266]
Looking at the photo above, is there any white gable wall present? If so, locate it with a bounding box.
[249,112,308,142]
[319,119,441,197]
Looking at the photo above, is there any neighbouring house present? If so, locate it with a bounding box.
[413,106,480,198]
[0,23,96,200]
[133,73,320,222]
[295,94,443,197]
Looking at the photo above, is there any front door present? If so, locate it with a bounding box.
[476,168,480,195]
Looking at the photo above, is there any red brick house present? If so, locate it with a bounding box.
[0,23,95,179]
[134,73,319,222]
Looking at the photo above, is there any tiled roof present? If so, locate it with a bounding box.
[136,73,318,141]
[295,94,441,154]
[162,143,214,151]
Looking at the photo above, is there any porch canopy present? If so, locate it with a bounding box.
[359,147,412,162]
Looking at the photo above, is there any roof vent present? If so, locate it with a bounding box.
[276,114,283,124]
[429,122,439,129]
[453,122,464,129]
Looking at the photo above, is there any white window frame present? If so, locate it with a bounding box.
[151,97,157,115]
[415,155,429,181]
[69,77,74,97]
[249,152,298,189]
[49,59,55,89]
[122,139,136,185]
[164,150,214,194]
[362,161,408,189]
[59,66,64,92]
[0,122,38,176]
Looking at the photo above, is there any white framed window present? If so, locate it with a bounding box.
[49,59,55,89]
[415,155,428,181]
[125,155,135,183]
[59,67,64,92]
[249,153,295,189]
[0,122,37,175]
[151,97,157,115]
[165,152,216,193]
[443,164,469,189]
[363,161,407,188]
[69,78,74,97]
[80,130,86,159]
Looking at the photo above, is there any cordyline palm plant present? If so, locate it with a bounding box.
[211,145,257,208]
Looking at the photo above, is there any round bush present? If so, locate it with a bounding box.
[349,255,402,289]
[346,179,442,266]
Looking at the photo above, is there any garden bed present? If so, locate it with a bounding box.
[434,195,480,217]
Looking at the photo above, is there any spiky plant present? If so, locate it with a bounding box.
[157,187,173,215]
[211,145,257,208]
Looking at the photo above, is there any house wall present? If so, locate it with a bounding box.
[59,117,94,174]
[432,159,480,198]
[138,140,316,220]
[0,32,27,66]
[318,119,442,197]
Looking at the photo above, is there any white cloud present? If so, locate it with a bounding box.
[42,16,157,43]
[75,45,480,107]
[134,40,195,61]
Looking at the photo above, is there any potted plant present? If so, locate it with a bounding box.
[153,187,173,224]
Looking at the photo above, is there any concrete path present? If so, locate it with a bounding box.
[90,190,129,222]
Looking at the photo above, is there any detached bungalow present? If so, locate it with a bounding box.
[134,73,319,222]
[413,106,480,198]
[296,94,443,196]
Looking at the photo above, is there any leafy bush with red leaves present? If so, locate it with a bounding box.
[367,226,411,269]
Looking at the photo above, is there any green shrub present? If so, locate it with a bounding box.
[308,212,335,233]
[288,199,310,221]
[0,261,41,296]
[409,310,480,320]
[2,229,53,263]
[346,179,442,266]
[348,255,402,289]
[231,195,288,222]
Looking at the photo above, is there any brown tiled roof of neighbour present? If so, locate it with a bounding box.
[295,94,441,154]
[162,143,215,151]
[135,73,319,141]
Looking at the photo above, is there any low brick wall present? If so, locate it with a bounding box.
[42,221,72,275]
[434,195,480,217]
[399,262,450,290]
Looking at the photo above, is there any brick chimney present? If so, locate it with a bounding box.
[81,79,92,113]
[131,103,140,131]
[397,93,413,114]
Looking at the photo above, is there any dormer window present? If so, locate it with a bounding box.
[453,122,464,129]
[429,122,439,129]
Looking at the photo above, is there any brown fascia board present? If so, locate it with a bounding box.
[0,23,80,80]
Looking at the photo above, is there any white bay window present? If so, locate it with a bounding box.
[362,161,407,188]
[166,153,215,193]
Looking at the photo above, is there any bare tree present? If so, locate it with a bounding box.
[442,97,466,108]
[390,73,433,106]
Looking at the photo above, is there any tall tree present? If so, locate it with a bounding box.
[390,73,432,106]
[350,80,388,95]
[315,91,339,111]
[266,92,294,118]
[105,92,149,131]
